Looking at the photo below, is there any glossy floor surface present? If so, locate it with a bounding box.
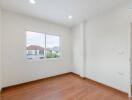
[1,73,131,100]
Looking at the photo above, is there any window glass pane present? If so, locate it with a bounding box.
[26,31,45,59]
[46,35,60,58]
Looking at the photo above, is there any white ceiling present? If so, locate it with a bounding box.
[0,0,130,27]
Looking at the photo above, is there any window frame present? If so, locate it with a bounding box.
[25,30,62,61]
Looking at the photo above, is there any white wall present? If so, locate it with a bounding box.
[85,4,132,94]
[2,10,72,87]
[72,3,132,95]
[130,23,132,86]
[72,23,85,77]
[0,8,2,90]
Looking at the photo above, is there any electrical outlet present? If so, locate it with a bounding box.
[118,72,124,76]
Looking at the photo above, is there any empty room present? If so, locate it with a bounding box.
[0,0,132,100]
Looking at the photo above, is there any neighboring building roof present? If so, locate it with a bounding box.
[27,45,47,50]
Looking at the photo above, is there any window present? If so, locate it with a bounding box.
[26,31,60,60]
[26,31,45,59]
[46,35,60,58]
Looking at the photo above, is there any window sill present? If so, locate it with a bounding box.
[24,57,62,63]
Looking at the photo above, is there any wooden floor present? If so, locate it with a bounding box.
[1,73,131,100]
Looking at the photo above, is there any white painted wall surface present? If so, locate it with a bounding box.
[0,8,2,90]
[2,10,72,87]
[130,20,132,96]
[72,23,85,77]
[85,4,132,94]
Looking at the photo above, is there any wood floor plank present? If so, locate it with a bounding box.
[1,73,131,100]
